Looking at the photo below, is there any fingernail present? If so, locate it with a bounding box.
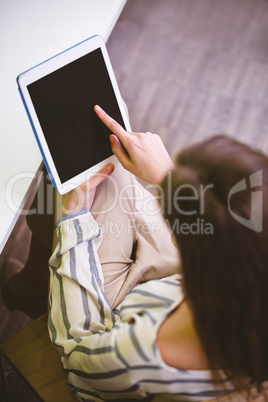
[95,105,102,112]
[107,163,114,172]
[110,134,118,143]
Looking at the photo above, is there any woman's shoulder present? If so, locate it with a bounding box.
[157,299,210,370]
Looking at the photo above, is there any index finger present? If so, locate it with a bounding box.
[94,105,128,145]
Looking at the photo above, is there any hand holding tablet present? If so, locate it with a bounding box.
[18,34,173,194]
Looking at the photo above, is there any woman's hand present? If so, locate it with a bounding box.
[94,105,174,184]
[62,163,114,216]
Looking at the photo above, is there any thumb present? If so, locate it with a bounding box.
[91,163,115,187]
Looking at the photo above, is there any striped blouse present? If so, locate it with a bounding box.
[48,210,236,401]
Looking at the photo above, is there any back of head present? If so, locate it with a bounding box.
[162,134,268,388]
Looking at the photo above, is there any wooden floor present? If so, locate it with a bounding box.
[108,0,268,158]
[1,0,268,399]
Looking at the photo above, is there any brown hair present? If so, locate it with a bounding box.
[162,134,268,389]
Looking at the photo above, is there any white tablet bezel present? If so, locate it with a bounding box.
[17,35,131,194]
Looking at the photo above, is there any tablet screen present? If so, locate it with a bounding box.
[27,48,125,183]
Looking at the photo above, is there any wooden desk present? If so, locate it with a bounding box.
[0,0,127,254]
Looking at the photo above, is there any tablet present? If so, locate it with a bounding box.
[17,35,131,194]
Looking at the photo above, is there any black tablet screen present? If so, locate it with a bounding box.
[27,48,125,183]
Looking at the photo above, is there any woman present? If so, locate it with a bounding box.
[48,105,268,400]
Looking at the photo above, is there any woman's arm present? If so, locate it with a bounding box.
[48,209,166,401]
[48,210,123,399]
[94,105,174,184]
[48,166,155,400]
